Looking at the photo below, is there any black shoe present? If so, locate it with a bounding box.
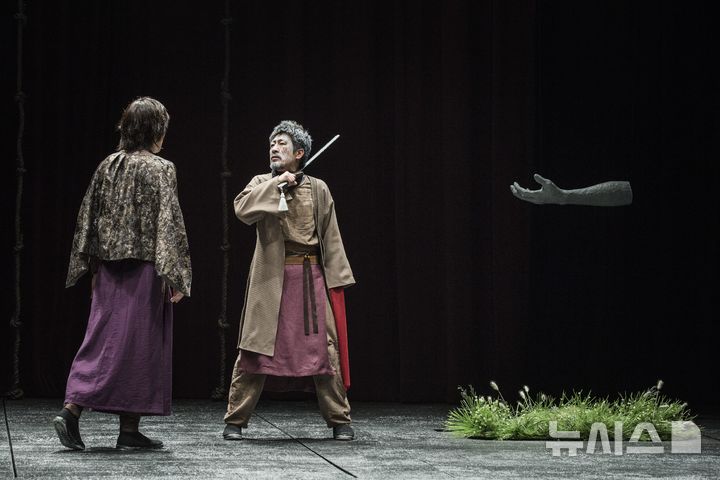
[53,408,85,450]
[333,424,355,441]
[223,424,243,440]
[116,431,163,450]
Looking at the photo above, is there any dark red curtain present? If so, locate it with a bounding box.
[1,0,717,408]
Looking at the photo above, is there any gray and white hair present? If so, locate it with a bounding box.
[269,120,312,167]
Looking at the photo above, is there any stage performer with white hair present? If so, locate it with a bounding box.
[223,120,355,441]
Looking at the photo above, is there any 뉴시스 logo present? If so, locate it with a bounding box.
[546,420,701,456]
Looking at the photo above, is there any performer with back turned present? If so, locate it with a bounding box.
[223,120,355,441]
[56,97,191,450]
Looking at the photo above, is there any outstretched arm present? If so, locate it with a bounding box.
[510,174,632,206]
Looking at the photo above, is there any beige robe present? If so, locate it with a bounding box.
[234,174,355,356]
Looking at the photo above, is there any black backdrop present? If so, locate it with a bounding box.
[1,1,718,408]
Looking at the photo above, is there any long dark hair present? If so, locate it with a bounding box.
[116,97,170,152]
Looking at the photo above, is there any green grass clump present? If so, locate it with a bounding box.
[446,380,693,440]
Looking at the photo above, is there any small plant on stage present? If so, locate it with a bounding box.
[446,380,693,440]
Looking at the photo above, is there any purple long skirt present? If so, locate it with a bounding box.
[240,264,333,390]
[64,260,173,416]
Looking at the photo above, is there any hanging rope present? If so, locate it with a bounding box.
[7,0,27,401]
[211,0,233,400]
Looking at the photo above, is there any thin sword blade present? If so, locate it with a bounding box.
[302,134,340,170]
[277,134,340,188]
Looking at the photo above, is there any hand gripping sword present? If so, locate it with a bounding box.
[277,134,340,211]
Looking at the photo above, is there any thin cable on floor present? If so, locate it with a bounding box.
[254,413,357,478]
[2,398,18,478]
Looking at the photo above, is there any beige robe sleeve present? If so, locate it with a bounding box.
[234,174,286,225]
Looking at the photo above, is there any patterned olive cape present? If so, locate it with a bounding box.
[66,151,192,296]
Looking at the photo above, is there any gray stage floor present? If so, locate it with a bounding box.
[1,399,719,479]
